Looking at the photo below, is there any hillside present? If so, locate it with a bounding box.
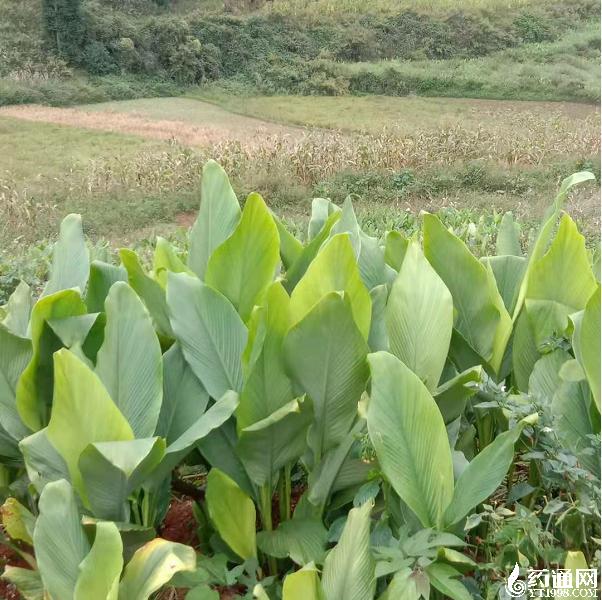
[0,0,599,105]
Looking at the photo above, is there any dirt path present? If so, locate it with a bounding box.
[0,98,304,147]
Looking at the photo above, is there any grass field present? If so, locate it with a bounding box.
[0,93,599,256]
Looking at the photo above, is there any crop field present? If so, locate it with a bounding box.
[0,160,599,599]
[0,0,600,594]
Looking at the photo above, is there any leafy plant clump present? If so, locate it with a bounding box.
[0,161,599,599]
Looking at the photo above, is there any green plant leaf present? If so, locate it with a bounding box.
[74,521,123,600]
[512,308,540,392]
[157,343,209,444]
[529,349,570,404]
[274,216,303,270]
[368,285,388,352]
[386,242,453,391]
[496,212,522,257]
[482,255,526,315]
[238,397,312,487]
[153,237,194,288]
[366,351,453,529]
[118,538,196,600]
[423,214,512,375]
[96,282,163,437]
[20,428,69,494]
[0,325,32,441]
[1,498,35,545]
[425,562,471,600]
[322,501,375,600]
[434,366,482,424]
[443,421,527,527]
[384,231,408,272]
[290,234,371,339]
[284,292,369,462]
[282,564,324,600]
[42,214,89,297]
[2,281,32,337]
[120,249,174,339]
[17,289,87,432]
[85,260,127,314]
[308,198,340,241]
[257,518,328,566]
[285,210,341,292]
[188,159,241,279]
[2,566,44,600]
[33,479,90,600]
[167,272,247,400]
[47,349,134,505]
[79,437,165,521]
[205,468,257,560]
[206,193,280,322]
[572,285,600,411]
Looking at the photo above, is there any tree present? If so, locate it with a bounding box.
[42,0,86,63]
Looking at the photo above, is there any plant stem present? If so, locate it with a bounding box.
[259,483,278,576]
[279,465,292,522]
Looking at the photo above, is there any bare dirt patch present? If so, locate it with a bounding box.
[0,101,303,148]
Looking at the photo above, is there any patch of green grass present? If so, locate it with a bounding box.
[0,117,164,185]
[190,89,599,134]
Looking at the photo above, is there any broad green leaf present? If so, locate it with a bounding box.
[496,212,522,256]
[118,538,196,600]
[153,237,193,288]
[257,518,328,565]
[16,289,87,431]
[157,343,209,444]
[553,378,599,475]
[526,214,596,325]
[157,390,239,479]
[425,562,471,600]
[434,366,482,424]
[274,216,303,270]
[322,501,375,600]
[74,521,123,600]
[284,293,369,461]
[167,273,247,399]
[378,568,421,600]
[1,498,35,544]
[33,480,90,600]
[357,230,387,291]
[2,566,44,600]
[197,418,256,499]
[366,351,453,529]
[20,428,69,494]
[188,159,241,279]
[384,230,408,272]
[0,325,31,441]
[238,397,312,487]
[96,282,163,437]
[386,242,453,391]
[443,421,528,527]
[120,249,173,339]
[308,198,340,240]
[368,285,388,352]
[423,214,512,374]
[42,214,89,297]
[85,260,127,314]
[237,282,294,429]
[186,585,220,600]
[482,255,526,315]
[2,281,32,337]
[513,171,595,320]
[512,308,540,392]
[329,198,361,258]
[285,210,341,292]
[79,437,165,521]
[206,193,280,322]
[205,468,256,560]
[307,419,366,510]
[290,234,371,339]
[572,285,600,411]
[528,349,570,404]
[47,349,134,505]
[283,565,324,600]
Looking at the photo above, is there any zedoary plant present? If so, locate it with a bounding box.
[0,161,598,599]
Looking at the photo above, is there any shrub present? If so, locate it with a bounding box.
[82,41,118,75]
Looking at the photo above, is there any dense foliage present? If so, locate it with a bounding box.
[0,163,599,599]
